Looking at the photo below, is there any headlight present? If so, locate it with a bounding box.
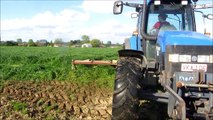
[198,55,210,63]
[179,55,191,62]
[169,54,191,62]
[169,54,179,62]
[210,55,213,63]
[169,54,213,63]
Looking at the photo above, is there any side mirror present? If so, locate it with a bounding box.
[206,14,213,20]
[113,1,123,14]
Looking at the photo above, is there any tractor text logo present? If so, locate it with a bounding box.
[179,76,194,82]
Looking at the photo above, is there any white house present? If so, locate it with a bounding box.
[81,43,92,48]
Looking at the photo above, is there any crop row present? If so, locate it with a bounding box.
[0,46,119,88]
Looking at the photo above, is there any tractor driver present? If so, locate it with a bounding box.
[149,13,170,34]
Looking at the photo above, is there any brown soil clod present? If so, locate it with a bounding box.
[0,80,112,119]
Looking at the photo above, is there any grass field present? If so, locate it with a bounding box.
[0,46,120,88]
[0,46,119,119]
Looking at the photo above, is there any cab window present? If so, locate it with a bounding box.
[146,4,194,35]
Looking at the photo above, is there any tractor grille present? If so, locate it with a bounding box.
[165,45,213,73]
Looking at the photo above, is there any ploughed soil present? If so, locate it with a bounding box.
[0,80,113,120]
[0,80,167,120]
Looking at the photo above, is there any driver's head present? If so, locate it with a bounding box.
[158,14,168,20]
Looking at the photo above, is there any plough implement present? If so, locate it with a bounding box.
[72,59,117,69]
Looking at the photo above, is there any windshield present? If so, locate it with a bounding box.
[147,4,195,35]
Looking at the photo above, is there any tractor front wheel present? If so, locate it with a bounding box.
[111,57,142,120]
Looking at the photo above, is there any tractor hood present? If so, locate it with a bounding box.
[157,31,213,52]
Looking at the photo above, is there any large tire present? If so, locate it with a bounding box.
[112,57,142,120]
[208,107,213,120]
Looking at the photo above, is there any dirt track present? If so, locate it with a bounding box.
[0,80,113,120]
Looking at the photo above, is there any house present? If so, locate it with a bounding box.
[81,43,92,48]
[54,43,63,47]
[36,39,48,46]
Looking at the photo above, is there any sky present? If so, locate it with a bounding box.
[1,0,213,44]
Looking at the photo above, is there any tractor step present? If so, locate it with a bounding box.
[139,91,169,103]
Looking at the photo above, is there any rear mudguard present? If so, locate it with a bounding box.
[118,49,144,59]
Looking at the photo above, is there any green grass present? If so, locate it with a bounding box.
[0,46,119,88]
[11,101,28,114]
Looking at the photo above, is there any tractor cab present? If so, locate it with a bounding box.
[114,0,196,61]
[146,1,195,35]
[142,0,196,62]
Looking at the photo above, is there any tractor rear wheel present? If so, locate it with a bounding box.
[111,57,142,120]
[208,107,213,120]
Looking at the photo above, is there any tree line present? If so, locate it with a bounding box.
[0,35,114,47]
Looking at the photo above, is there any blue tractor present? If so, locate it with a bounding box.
[112,0,213,119]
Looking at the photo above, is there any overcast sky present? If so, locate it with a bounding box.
[1,0,212,44]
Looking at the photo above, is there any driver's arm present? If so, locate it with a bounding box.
[150,22,160,32]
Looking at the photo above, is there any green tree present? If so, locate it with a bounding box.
[81,35,90,43]
[49,40,54,47]
[28,39,36,46]
[4,41,18,46]
[35,40,39,46]
[91,39,101,47]
[54,38,63,44]
[69,40,74,46]
[106,41,112,47]
[69,40,81,47]
[17,38,22,44]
